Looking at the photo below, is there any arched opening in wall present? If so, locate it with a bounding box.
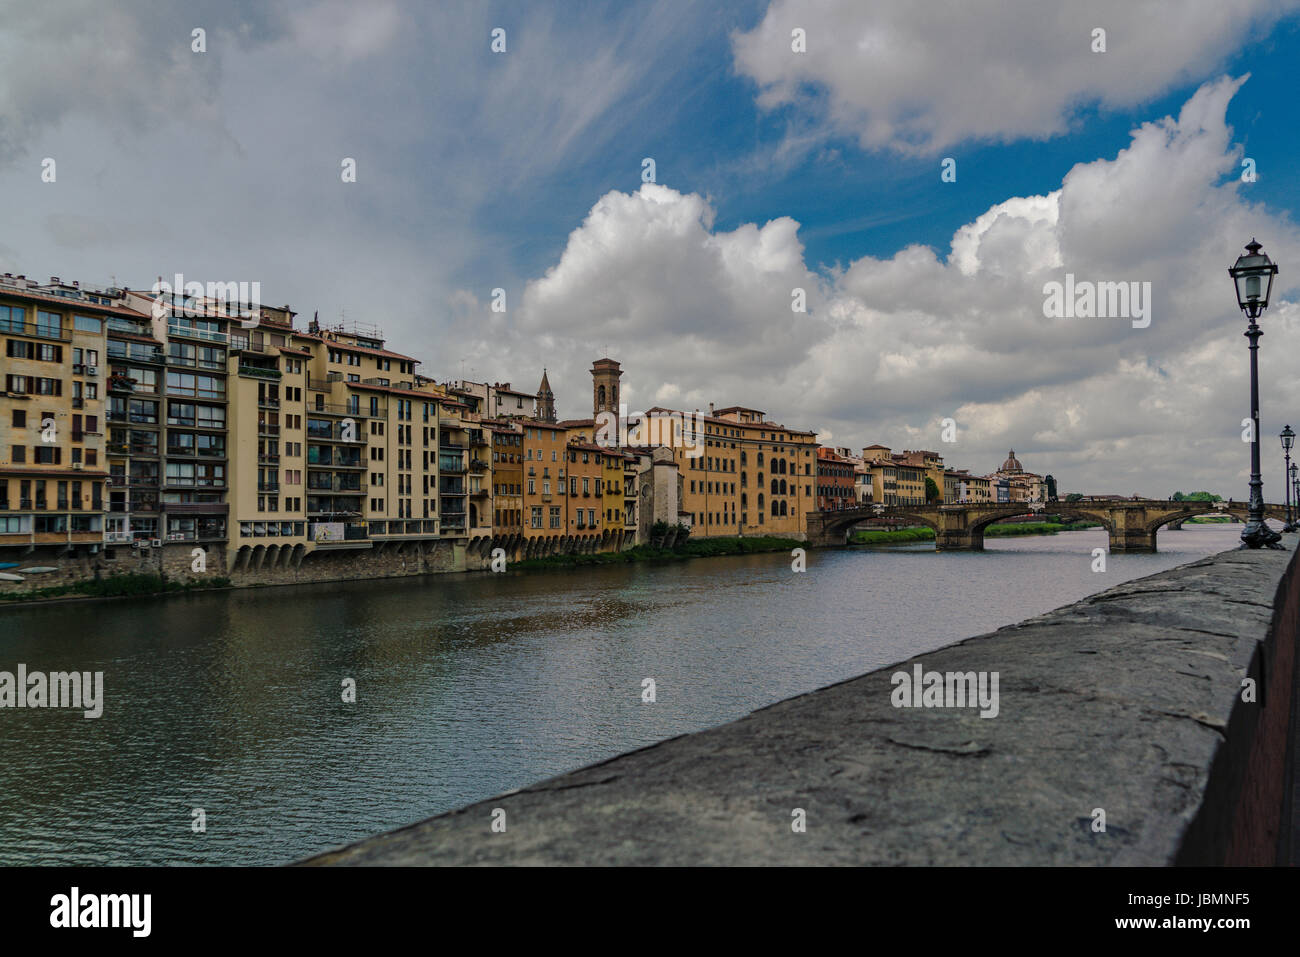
[780,479,787,495]
[469,504,478,528]
[780,500,788,516]
[598,385,606,407]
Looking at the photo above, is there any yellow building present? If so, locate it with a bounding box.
[657,404,818,538]
[0,276,115,562]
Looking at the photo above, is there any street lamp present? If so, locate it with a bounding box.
[1230,239,1283,548]
[1290,461,1299,530]
[1285,426,1297,531]
[1293,465,1299,527]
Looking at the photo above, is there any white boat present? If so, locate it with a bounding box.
[0,573,24,582]
[17,566,56,574]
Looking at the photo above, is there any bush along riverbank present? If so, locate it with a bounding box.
[511,535,804,570]
[850,521,1101,546]
[0,572,232,603]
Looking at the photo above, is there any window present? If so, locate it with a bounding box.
[74,315,103,334]
[36,310,62,338]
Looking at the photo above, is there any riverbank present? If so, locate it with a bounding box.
[511,535,802,569]
[0,572,231,604]
[302,532,1300,866]
[851,521,1099,545]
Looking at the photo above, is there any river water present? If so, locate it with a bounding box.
[0,522,1248,865]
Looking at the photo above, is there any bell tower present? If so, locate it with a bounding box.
[591,357,622,426]
[535,368,556,423]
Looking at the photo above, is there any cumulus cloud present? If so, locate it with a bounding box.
[483,76,1300,496]
[731,0,1300,155]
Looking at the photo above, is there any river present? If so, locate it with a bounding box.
[0,522,1248,864]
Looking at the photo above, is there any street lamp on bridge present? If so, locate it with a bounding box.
[1284,426,1297,531]
[1230,239,1283,549]
[1290,461,1299,532]
[1292,465,1299,529]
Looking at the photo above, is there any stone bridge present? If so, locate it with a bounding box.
[806,500,1291,552]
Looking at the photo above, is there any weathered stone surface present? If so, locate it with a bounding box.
[299,538,1299,866]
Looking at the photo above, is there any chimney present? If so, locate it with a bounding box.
[709,402,715,415]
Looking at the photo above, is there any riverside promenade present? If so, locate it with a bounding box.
[300,536,1300,866]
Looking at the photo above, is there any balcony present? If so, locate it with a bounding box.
[368,519,440,539]
[167,322,228,344]
[310,522,370,548]
[307,375,345,392]
[0,320,71,341]
[257,453,280,464]
[310,402,375,418]
[163,502,229,514]
[257,482,280,492]
[239,365,281,381]
[107,345,164,365]
[469,459,489,472]
[257,422,280,436]
[306,476,365,493]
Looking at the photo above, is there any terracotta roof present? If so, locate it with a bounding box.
[0,286,151,319]
[296,332,419,363]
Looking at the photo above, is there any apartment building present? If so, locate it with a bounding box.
[816,446,856,511]
[521,419,566,538]
[489,422,523,536]
[650,404,818,538]
[0,275,115,561]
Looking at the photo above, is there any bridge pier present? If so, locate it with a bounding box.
[1108,524,1157,552]
[935,527,983,551]
[935,508,984,551]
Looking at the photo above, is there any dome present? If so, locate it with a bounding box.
[1001,450,1022,472]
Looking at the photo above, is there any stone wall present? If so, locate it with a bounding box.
[0,537,468,597]
[300,537,1300,866]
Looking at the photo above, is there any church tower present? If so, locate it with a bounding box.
[535,369,556,423]
[591,357,622,427]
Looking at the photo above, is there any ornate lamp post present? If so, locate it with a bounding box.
[1290,461,1298,531]
[1285,426,1297,531]
[1230,239,1283,548]
[1289,462,1300,522]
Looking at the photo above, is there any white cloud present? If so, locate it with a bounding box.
[479,76,1300,497]
[732,0,1300,155]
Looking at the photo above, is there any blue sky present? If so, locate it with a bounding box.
[3,1,1300,495]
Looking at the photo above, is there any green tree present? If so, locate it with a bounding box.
[1065,492,1084,503]
[924,477,940,503]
